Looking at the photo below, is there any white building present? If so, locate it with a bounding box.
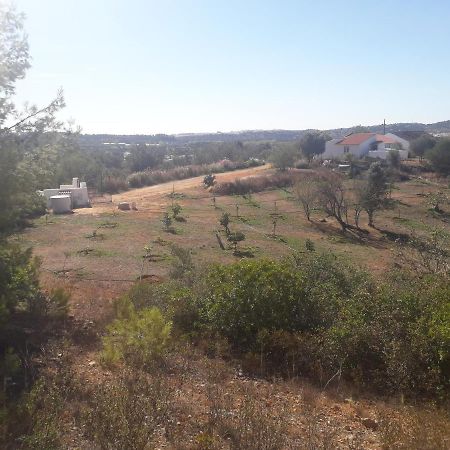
[323,132,409,160]
[41,178,90,211]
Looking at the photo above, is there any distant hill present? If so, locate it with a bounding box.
[79,120,450,146]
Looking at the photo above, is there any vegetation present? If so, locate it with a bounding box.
[426,139,450,175]
[299,131,329,161]
[2,5,450,447]
[101,304,172,370]
[269,142,299,170]
[212,172,295,196]
[410,134,436,159]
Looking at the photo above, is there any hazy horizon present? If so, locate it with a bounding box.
[13,0,450,135]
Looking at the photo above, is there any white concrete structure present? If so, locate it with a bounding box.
[50,195,72,214]
[42,178,90,210]
[323,133,409,160]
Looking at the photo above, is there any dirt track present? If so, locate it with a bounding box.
[80,165,270,213]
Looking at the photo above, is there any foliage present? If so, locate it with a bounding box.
[316,171,350,231]
[169,243,194,281]
[387,149,401,169]
[300,132,329,161]
[227,231,246,253]
[219,212,230,234]
[427,190,448,213]
[101,306,172,370]
[127,159,263,189]
[195,259,312,349]
[410,134,436,159]
[396,228,449,276]
[269,142,298,170]
[212,172,294,196]
[358,162,389,227]
[0,244,41,318]
[426,139,450,175]
[161,212,172,231]
[305,238,315,252]
[203,173,216,187]
[0,4,30,126]
[185,253,449,398]
[171,202,182,218]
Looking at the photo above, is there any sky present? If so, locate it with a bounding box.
[11,0,450,134]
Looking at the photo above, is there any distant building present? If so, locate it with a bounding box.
[323,132,409,160]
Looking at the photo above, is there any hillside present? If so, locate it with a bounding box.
[78,120,450,146]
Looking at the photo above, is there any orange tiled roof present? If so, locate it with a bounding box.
[337,133,375,145]
[375,134,397,144]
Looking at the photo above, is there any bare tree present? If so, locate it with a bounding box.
[316,171,350,231]
[294,174,318,221]
[351,180,365,229]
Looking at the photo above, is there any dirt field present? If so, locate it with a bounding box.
[16,165,449,322]
[17,165,450,449]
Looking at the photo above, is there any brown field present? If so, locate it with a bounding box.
[16,165,450,449]
[18,165,449,314]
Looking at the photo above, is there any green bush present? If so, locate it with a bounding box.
[426,139,450,175]
[195,259,315,349]
[101,307,172,370]
[187,254,449,398]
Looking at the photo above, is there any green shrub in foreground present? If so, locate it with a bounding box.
[190,256,449,398]
[101,306,172,370]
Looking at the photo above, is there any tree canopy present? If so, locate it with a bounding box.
[426,139,450,176]
[299,132,328,161]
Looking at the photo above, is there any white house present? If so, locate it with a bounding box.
[323,132,409,160]
[41,177,90,211]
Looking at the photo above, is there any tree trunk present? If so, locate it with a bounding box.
[368,210,374,227]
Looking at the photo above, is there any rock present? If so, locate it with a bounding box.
[361,417,378,431]
[118,202,131,211]
[344,425,352,431]
[88,360,96,367]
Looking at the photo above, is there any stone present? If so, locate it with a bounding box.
[361,417,378,431]
[118,202,131,211]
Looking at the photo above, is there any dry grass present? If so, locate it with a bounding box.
[15,166,450,449]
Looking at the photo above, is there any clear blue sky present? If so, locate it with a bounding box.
[12,0,450,134]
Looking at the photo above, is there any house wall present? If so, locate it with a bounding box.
[322,139,343,158]
[354,135,377,157]
[323,135,376,159]
[385,133,410,150]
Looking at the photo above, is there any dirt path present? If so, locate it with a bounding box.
[78,164,270,213]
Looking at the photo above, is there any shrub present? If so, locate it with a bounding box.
[212,172,295,196]
[227,231,246,254]
[127,160,264,189]
[187,253,448,398]
[82,369,171,450]
[101,175,128,194]
[195,259,314,349]
[426,139,450,176]
[101,307,172,370]
[162,212,172,231]
[203,173,216,187]
[219,212,230,234]
[171,202,182,219]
